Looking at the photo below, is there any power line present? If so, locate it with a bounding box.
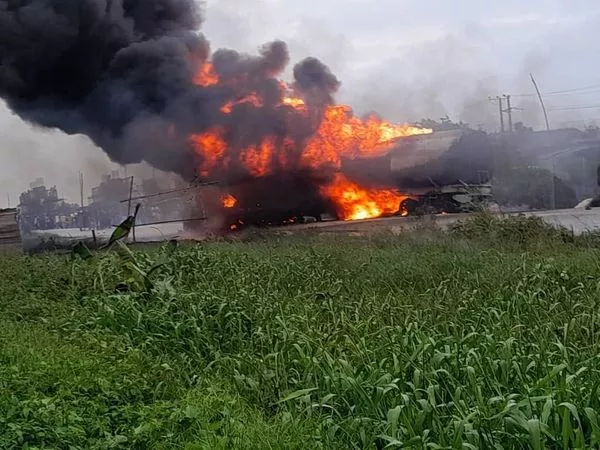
[548,105,600,111]
[546,88,600,97]
[511,83,600,98]
[555,117,600,124]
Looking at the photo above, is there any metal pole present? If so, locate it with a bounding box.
[505,95,513,133]
[135,216,208,227]
[127,176,134,216]
[497,96,505,134]
[79,172,85,230]
[551,157,556,210]
[127,176,136,243]
[581,156,586,199]
[118,181,220,204]
[530,74,550,131]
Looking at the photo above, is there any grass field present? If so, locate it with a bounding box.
[3,216,600,449]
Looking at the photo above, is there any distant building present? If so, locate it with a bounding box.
[86,172,131,229]
[0,208,22,253]
[18,182,78,232]
[512,128,600,201]
[84,170,187,230]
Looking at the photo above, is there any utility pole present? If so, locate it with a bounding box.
[551,158,556,210]
[530,74,550,131]
[504,95,513,133]
[79,172,85,231]
[489,96,505,133]
[127,176,134,216]
[501,94,525,133]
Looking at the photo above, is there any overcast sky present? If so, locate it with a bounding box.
[2,0,600,202]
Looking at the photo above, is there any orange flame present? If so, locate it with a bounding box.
[190,60,432,222]
[189,129,227,176]
[282,96,306,109]
[194,63,219,87]
[240,137,275,177]
[321,174,410,221]
[221,93,264,114]
[221,193,237,208]
[302,105,431,169]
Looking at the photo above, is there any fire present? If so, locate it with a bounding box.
[221,194,237,208]
[240,137,275,177]
[282,96,306,109]
[321,174,410,221]
[189,58,432,224]
[220,93,263,114]
[301,105,431,170]
[189,129,227,176]
[194,63,219,87]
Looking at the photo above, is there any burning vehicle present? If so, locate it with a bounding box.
[216,172,336,230]
[189,167,413,232]
[197,129,498,231]
[397,183,494,216]
[341,129,498,217]
[186,73,432,231]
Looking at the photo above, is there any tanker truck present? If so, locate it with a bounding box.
[186,129,498,232]
[342,129,498,216]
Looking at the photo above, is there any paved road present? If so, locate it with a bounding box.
[286,208,600,236]
[23,207,600,249]
[523,208,600,234]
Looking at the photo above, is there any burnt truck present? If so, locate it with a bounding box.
[342,129,498,216]
[396,182,494,216]
[186,170,336,232]
[187,129,498,231]
[218,171,335,229]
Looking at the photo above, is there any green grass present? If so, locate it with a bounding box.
[3,219,600,448]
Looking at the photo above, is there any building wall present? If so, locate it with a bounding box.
[0,208,22,253]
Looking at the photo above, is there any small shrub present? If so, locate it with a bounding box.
[577,229,600,248]
[450,212,575,246]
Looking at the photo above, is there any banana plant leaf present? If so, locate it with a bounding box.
[104,204,140,248]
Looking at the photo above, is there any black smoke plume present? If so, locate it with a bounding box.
[0,0,339,181]
[293,57,340,106]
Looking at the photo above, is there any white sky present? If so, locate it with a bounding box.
[2,0,600,202]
